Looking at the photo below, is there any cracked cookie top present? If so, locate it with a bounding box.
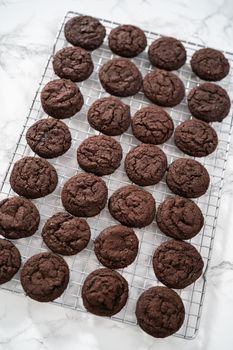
[174,119,218,157]
[156,196,204,240]
[61,172,108,217]
[187,82,231,122]
[0,238,21,284]
[166,158,210,198]
[143,69,185,107]
[153,240,204,289]
[64,15,106,50]
[108,24,147,57]
[108,185,156,228]
[21,252,69,302]
[42,212,91,256]
[0,196,40,239]
[41,79,84,119]
[99,58,142,97]
[53,46,94,82]
[191,48,230,81]
[26,118,71,159]
[136,286,185,338]
[125,144,167,186]
[10,157,58,199]
[131,105,174,144]
[87,97,131,136]
[94,224,138,269]
[77,135,123,176]
[82,268,128,316]
[148,36,186,71]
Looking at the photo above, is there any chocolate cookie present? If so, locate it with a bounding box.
[0,196,40,239]
[42,212,91,256]
[61,172,108,217]
[64,15,106,50]
[187,83,231,123]
[99,58,142,97]
[156,196,204,240]
[81,268,128,316]
[191,48,230,81]
[108,185,156,228]
[174,119,218,157]
[136,286,185,338]
[53,46,94,82]
[41,79,84,119]
[10,157,58,199]
[131,105,174,144]
[26,119,71,159]
[77,135,122,176]
[143,69,185,107]
[148,37,186,71]
[153,240,204,289]
[94,225,139,269]
[20,252,69,302]
[125,144,167,186]
[0,238,21,284]
[166,158,210,198]
[108,24,147,57]
[87,97,131,136]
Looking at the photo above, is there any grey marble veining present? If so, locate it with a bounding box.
[0,0,233,349]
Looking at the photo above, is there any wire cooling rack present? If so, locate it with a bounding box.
[0,11,233,340]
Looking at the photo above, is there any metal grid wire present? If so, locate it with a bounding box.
[1,11,233,340]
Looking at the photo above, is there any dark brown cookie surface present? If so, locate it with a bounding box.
[64,15,106,50]
[174,119,218,157]
[10,157,58,199]
[148,37,186,71]
[191,48,230,81]
[42,212,91,256]
[143,69,185,107]
[187,83,231,123]
[131,105,174,144]
[136,286,185,338]
[94,225,138,269]
[108,24,147,57]
[81,268,128,316]
[87,97,131,136]
[26,119,71,159]
[156,196,204,240]
[99,58,142,97]
[108,185,156,228]
[21,252,69,302]
[53,46,94,82]
[77,135,122,176]
[61,173,108,217]
[41,79,84,119]
[0,196,40,239]
[0,238,21,284]
[153,240,204,289]
[166,158,210,198]
[125,144,167,186]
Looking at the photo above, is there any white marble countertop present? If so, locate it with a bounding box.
[0,0,233,349]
